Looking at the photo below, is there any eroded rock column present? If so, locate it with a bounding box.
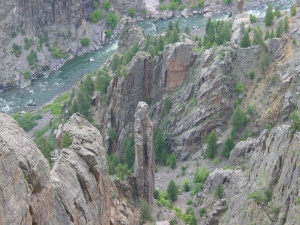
[134,102,155,206]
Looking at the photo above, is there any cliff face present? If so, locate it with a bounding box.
[201,125,300,225]
[0,112,111,225]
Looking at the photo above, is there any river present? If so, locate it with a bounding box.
[0,0,293,113]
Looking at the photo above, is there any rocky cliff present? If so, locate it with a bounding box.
[0,112,111,224]
[0,0,110,91]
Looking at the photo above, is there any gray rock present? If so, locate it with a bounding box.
[133,102,155,206]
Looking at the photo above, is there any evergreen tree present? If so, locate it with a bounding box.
[275,7,281,18]
[153,129,167,165]
[83,75,95,97]
[206,17,211,33]
[276,19,284,38]
[122,136,135,169]
[284,16,289,32]
[167,180,178,201]
[158,35,165,52]
[231,107,247,136]
[264,4,274,26]
[264,30,270,40]
[140,199,152,222]
[205,131,218,159]
[184,26,191,35]
[222,137,235,158]
[291,4,297,16]
[240,31,251,48]
[252,25,264,45]
[110,54,120,72]
[270,29,275,38]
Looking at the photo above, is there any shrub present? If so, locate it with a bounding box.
[199,208,207,216]
[140,199,152,222]
[222,137,235,158]
[163,98,172,115]
[215,184,224,199]
[234,82,244,92]
[108,128,117,141]
[106,29,111,38]
[167,180,178,201]
[27,50,38,66]
[106,12,117,29]
[110,54,120,72]
[107,153,119,174]
[81,37,90,47]
[12,112,41,131]
[289,110,300,137]
[103,1,111,11]
[93,2,98,9]
[182,179,190,192]
[115,163,129,180]
[224,0,232,3]
[231,107,248,137]
[23,71,30,79]
[128,8,135,17]
[194,167,209,183]
[250,14,257,23]
[166,153,176,168]
[205,131,218,159]
[13,44,22,57]
[198,0,204,8]
[249,71,255,80]
[159,197,171,208]
[90,10,103,23]
[51,47,69,59]
[24,37,34,50]
[62,132,73,148]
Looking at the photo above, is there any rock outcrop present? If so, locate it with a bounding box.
[0,112,111,225]
[199,125,300,225]
[133,102,155,206]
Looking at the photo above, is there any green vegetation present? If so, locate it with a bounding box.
[248,189,274,222]
[107,153,119,175]
[202,19,232,49]
[93,2,99,9]
[194,166,209,184]
[166,153,176,168]
[249,14,257,23]
[90,10,103,23]
[153,128,168,165]
[27,50,38,66]
[223,0,232,4]
[289,110,300,138]
[62,132,73,148]
[51,47,69,59]
[205,131,218,159]
[106,29,111,38]
[231,107,248,138]
[276,19,284,38]
[103,1,111,11]
[128,8,135,17]
[95,67,112,95]
[140,199,152,222]
[291,4,297,16]
[182,179,190,192]
[163,98,172,115]
[115,163,129,180]
[106,12,117,29]
[240,31,251,48]
[80,37,90,47]
[24,37,34,50]
[234,82,244,92]
[222,137,235,158]
[264,4,274,26]
[198,0,204,8]
[260,50,270,73]
[249,71,255,80]
[23,71,30,79]
[275,7,281,18]
[167,180,178,201]
[12,112,42,131]
[122,135,135,169]
[215,184,224,199]
[13,44,22,57]
[252,25,263,46]
[108,128,117,141]
[43,92,69,115]
[110,54,120,72]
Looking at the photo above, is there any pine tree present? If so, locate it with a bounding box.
[284,16,289,32]
[264,4,274,26]
[264,30,270,40]
[240,31,251,48]
[167,180,178,201]
[222,137,235,158]
[276,19,284,38]
[252,25,264,45]
[206,17,211,33]
[110,54,120,72]
[275,7,281,18]
[270,29,275,38]
[205,131,218,159]
[291,4,297,16]
[158,35,165,52]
